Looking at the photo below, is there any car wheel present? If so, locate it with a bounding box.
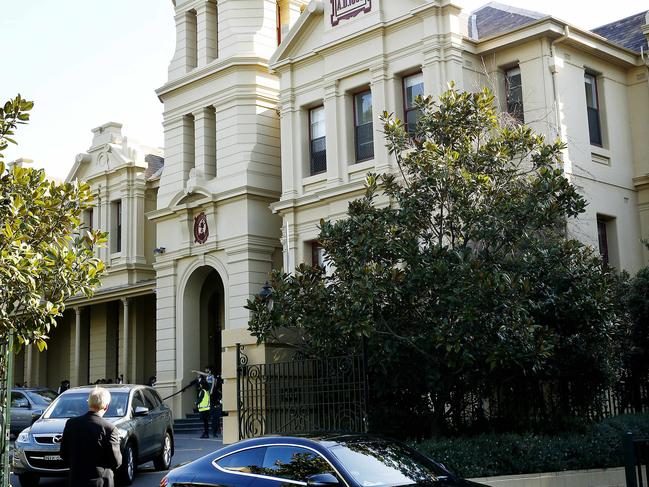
[153,431,173,471]
[18,473,39,487]
[118,441,136,485]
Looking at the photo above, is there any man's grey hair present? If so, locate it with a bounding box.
[88,387,111,411]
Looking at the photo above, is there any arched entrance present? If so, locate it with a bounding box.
[181,265,225,415]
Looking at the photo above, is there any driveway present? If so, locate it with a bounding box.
[10,434,223,487]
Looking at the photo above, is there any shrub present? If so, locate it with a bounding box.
[413,413,649,478]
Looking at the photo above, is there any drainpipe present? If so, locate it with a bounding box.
[549,25,570,142]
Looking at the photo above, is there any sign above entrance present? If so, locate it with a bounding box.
[330,0,371,26]
[194,212,209,244]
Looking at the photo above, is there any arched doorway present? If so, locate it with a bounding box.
[181,265,225,415]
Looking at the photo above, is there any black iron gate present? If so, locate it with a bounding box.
[236,344,368,440]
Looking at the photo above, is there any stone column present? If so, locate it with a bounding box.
[279,91,297,199]
[121,298,130,383]
[197,0,217,66]
[73,307,82,386]
[324,80,341,185]
[193,107,217,180]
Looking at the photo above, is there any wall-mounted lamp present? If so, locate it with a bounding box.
[153,247,166,255]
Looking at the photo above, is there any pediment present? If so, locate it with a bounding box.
[271,3,325,66]
[66,144,131,183]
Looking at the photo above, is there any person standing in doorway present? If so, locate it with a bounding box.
[60,386,122,487]
[196,378,211,439]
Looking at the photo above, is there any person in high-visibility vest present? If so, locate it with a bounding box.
[196,378,211,438]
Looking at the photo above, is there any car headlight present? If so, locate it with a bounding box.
[17,430,30,443]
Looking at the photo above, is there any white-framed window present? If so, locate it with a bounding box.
[354,89,374,162]
[111,200,122,253]
[505,66,524,123]
[584,72,602,146]
[403,72,424,134]
[309,106,326,175]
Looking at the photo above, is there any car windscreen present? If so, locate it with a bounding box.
[328,441,448,487]
[44,392,129,419]
[30,390,57,404]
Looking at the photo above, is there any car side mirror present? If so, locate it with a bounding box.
[133,406,149,417]
[306,474,340,487]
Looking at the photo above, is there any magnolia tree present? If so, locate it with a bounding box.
[0,95,106,481]
[0,95,106,348]
[247,88,628,437]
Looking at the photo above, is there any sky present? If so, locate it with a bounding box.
[1,0,645,181]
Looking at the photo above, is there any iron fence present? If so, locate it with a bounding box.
[236,344,368,440]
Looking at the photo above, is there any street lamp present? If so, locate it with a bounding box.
[259,281,274,311]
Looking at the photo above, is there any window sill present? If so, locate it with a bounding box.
[349,159,375,174]
[303,172,327,185]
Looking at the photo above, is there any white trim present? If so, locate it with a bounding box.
[211,442,350,487]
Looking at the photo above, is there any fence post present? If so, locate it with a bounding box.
[236,343,241,441]
[625,431,638,487]
[0,333,14,487]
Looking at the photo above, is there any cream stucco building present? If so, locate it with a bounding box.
[14,0,649,444]
[14,122,162,391]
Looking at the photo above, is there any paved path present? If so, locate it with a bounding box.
[11,433,223,487]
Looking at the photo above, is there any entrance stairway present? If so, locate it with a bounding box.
[173,413,204,434]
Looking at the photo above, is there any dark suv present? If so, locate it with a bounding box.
[10,388,58,437]
[13,384,174,487]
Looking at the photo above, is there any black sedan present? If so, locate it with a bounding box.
[161,435,485,487]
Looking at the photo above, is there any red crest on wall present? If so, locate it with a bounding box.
[330,0,371,26]
[194,212,209,244]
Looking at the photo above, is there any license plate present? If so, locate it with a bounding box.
[44,455,62,461]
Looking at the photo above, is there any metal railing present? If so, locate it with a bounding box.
[236,344,368,440]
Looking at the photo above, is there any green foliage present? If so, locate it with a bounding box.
[413,413,649,478]
[625,266,649,376]
[247,87,628,436]
[0,95,107,351]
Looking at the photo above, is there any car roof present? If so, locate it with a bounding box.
[63,384,147,394]
[214,433,387,457]
[13,387,56,393]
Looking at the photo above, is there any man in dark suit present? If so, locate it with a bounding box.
[60,386,122,487]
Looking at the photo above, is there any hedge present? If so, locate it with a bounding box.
[412,413,649,478]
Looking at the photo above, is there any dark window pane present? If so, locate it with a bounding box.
[355,122,374,161]
[505,67,524,123]
[587,107,602,146]
[217,447,266,473]
[404,73,424,108]
[258,446,335,481]
[143,389,159,410]
[584,73,602,145]
[404,73,424,134]
[406,109,420,134]
[11,393,29,408]
[597,220,609,265]
[310,106,326,174]
[132,391,146,411]
[310,136,327,174]
[329,441,448,486]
